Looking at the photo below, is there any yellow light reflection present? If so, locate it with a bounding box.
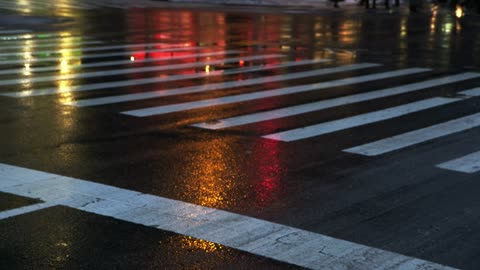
[456,6,464,19]
[18,0,32,14]
[181,138,237,209]
[398,17,408,38]
[205,65,211,73]
[179,236,222,253]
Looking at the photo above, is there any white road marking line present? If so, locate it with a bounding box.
[436,150,480,173]
[459,87,480,97]
[0,163,456,270]
[0,51,240,76]
[123,67,429,117]
[0,202,57,220]
[0,40,104,52]
[0,50,249,86]
[0,46,205,65]
[263,97,463,142]
[193,73,478,130]
[0,42,202,57]
[65,59,338,107]
[344,112,480,156]
[0,30,31,35]
[4,59,326,98]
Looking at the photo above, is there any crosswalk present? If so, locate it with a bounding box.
[1,32,480,175]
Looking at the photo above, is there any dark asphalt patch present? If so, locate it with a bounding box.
[0,205,307,270]
[0,192,41,212]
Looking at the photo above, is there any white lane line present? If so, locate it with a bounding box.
[0,202,57,220]
[193,73,478,130]
[0,46,206,65]
[459,87,480,97]
[65,59,342,107]
[4,59,327,98]
[263,97,463,142]
[0,41,104,52]
[0,30,31,35]
[0,50,252,86]
[0,51,241,76]
[344,112,480,156]
[0,42,200,57]
[436,150,480,173]
[0,163,456,270]
[123,67,429,117]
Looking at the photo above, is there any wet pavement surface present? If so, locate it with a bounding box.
[0,0,480,269]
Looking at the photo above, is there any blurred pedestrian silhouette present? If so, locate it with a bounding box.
[364,0,391,9]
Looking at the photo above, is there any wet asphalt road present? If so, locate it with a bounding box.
[1,0,480,269]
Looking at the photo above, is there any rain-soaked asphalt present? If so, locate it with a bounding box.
[1,0,480,269]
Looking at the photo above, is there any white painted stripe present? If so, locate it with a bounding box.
[0,42,201,57]
[0,30,31,35]
[0,202,57,220]
[459,87,480,97]
[193,73,479,130]
[262,97,462,142]
[0,46,205,65]
[4,59,326,98]
[436,150,480,173]
[65,59,341,107]
[0,51,241,76]
[123,68,430,117]
[0,163,456,270]
[344,112,480,156]
[0,50,251,86]
[0,40,104,52]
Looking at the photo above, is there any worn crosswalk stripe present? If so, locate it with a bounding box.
[0,46,206,65]
[263,97,463,142]
[0,163,456,270]
[0,50,242,76]
[193,73,479,130]
[0,30,31,35]
[436,150,480,173]
[0,51,275,86]
[4,59,330,98]
[344,112,480,156]
[0,41,104,52]
[0,42,208,57]
[122,68,429,117]
[66,61,369,107]
[0,202,58,220]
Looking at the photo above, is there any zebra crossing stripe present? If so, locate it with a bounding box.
[0,46,205,65]
[0,40,104,52]
[0,51,241,76]
[0,30,31,35]
[436,150,480,173]
[67,62,376,107]
[0,202,57,220]
[122,68,428,117]
[0,42,206,57]
[4,59,328,98]
[344,112,480,156]
[459,87,480,97]
[0,50,257,86]
[193,73,480,130]
[262,97,463,142]
[0,163,456,270]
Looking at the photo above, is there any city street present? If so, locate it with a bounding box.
[0,0,480,269]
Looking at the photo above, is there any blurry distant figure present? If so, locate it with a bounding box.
[365,0,390,9]
[332,0,340,8]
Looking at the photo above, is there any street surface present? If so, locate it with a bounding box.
[0,0,480,269]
